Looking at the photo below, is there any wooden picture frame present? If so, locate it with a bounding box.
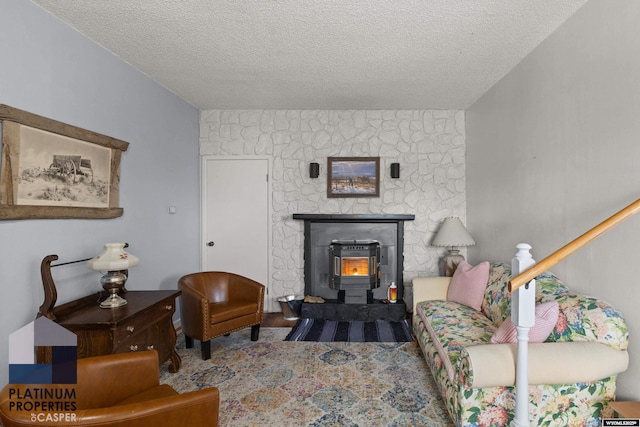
[0,104,129,220]
[327,157,380,198]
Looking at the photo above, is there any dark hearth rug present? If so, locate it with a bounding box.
[284,318,414,342]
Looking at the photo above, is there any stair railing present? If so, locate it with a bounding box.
[509,198,640,292]
[507,198,640,427]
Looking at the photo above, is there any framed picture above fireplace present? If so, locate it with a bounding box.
[327,157,380,198]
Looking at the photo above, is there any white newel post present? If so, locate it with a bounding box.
[511,243,536,427]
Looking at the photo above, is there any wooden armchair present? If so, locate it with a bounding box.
[179,271,265,360]
[0,350,219,426]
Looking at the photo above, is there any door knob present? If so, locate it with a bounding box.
[207,241,215,247]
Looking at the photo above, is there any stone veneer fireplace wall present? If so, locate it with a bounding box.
[200,109,467,311]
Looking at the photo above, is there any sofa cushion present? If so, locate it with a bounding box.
[209,301,259,323]
[447,260,489,311]
[533,273,629,351]
[481,265,629,349]
[490,301,559,343]
[417,299,496,382]
[481,263,514,324]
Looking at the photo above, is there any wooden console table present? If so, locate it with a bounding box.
[37,255,181,373]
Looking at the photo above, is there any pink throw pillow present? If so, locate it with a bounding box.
[490,301,559,344]
[446,260,490,311]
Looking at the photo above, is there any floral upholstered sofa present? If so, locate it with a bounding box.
[412,262,629,426]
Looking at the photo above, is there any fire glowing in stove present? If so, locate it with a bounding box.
[329,240,380,297]
[341,257,369,276]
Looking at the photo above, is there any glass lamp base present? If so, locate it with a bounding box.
[443,249,465,277]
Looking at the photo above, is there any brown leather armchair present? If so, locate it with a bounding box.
[179,271,265,360]
[0,350,219,427]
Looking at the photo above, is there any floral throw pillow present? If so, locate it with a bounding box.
[491,301,559,343]
[446,260,490,311]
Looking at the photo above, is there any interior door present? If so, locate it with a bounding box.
[202,157,270,309]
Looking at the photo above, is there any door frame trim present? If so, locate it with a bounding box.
[200,155,273,311]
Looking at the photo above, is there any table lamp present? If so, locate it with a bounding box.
[87,243,139,308]
[432,217,476,276]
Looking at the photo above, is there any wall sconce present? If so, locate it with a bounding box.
[390,163,400,179]
[309,163,320,179]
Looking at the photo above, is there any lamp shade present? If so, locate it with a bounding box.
[87,243,139,272]
[432,217,475,247]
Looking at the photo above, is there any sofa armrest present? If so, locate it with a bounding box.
[75,350,160,408]
[179,282,208,339]
[460,342,629,388]
[74,388,220,427]
[0,388,220,427]
[411,277,451,313]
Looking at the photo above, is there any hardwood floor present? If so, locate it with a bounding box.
[262,312,298,328]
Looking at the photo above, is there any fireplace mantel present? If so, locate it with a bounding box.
[293,213,415,222]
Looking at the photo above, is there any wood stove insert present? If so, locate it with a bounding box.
[330,240,380,304]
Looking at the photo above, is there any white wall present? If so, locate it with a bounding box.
[0,0,200,387]
[201,109,467,309]
[466,0,640,399]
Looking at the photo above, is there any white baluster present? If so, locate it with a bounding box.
[511,243,536,427]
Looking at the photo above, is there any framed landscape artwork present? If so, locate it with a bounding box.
[327,157,380,198]
[0,104,129,220]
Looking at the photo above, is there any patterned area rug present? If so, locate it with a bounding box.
[285,318,414,342]
[160,328,453,427]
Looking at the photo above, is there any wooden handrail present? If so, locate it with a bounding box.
[509,198,640,292]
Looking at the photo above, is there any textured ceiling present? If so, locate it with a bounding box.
[32,0,587,110]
